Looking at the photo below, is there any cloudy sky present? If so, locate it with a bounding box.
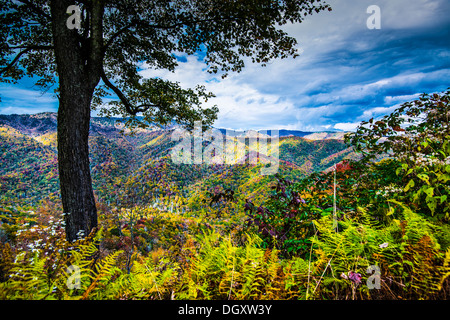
[1,0,449,131]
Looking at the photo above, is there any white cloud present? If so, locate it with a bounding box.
[0,86,57,114]
[131,0,450,131]
[139,54,300,130]
[139,53,213,88]
[333,122,361,131]
[361,105,398,119]
[384,93,422,104]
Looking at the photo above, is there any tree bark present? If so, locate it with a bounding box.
[57,86,98,242]
[50,0,103,242]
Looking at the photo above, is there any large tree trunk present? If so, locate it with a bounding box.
[57,88,98,242]
[50,0,103,242]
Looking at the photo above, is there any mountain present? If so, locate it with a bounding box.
[0,125,58,202]
[0,113,57,137]
[0,112,132,137]
[0,112,356,207]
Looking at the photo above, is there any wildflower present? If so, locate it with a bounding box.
[376,184,402,197]
[379,242,389,248]
[348,271,362,285]
[76,230,85,239]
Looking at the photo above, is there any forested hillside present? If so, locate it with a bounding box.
[0,113,354,208]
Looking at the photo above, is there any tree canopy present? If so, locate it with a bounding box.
[1,0,332,129]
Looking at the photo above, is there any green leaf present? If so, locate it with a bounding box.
[404,179,415,192]
[417,173,430,185]
[426,197,437,215]
[386,206,395,216]
[424,187,434,197]
[439,173,450,183]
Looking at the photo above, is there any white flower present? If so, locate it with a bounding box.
[377,184,402,197]
[76,229,85,240]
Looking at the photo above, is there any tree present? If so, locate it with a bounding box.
[345,89,450,221]
[0,0,331,242]
[345,89,450,163]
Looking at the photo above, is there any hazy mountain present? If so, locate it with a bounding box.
[0,112,356,206]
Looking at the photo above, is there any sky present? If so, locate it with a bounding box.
[1,0,449,132]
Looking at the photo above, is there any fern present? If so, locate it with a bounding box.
[307,199,450,300]
[1,251,57,299]
[174,230,297,300]
[111,254,180,299]
[0,228,125,300]
[438,248,450,292]
[80,250,123,299]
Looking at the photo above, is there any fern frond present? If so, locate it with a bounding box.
[81,250,123,300]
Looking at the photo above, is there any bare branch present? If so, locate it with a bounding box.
[5,45,54,50]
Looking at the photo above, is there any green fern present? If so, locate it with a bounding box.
[111,254,180,299]
[1,251,57,299]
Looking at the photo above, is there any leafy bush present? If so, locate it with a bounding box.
[242,89,450,298]
[244,174,317,257]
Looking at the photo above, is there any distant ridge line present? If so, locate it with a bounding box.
[0,112,347,139]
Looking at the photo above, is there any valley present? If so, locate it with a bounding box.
[0,112,355,208]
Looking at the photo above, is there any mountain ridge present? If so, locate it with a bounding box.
[0,112,346,139]
[0,112,357,207]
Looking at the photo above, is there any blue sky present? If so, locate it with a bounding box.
[1,0,449,131]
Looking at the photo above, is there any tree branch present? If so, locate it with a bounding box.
[103,15,239,53]
[5,45,54,50]
[0,45,54,76]
[103,22,136,53]
[16,0,52,20]
[100,68,156,115]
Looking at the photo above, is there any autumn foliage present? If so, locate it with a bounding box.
[1,90,450,299]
